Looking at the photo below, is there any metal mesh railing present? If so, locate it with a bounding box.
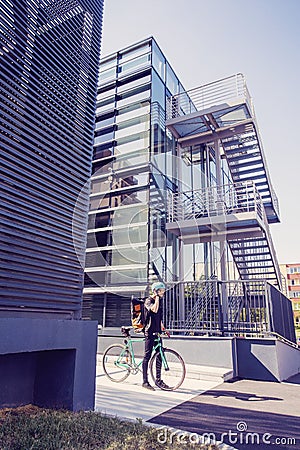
[164,280,296,343]
[167,181,264,223]
[167,73,253,119]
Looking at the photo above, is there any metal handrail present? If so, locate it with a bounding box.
[167,181,264,222]
[167,73,253,119]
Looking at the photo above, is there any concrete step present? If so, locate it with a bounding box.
[185,364,234,383]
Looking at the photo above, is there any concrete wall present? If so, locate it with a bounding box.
[98,331,300,383]
[235,337,300,382]
[276,339,300,381]
[0,318,98,411]
[98,332,234,369]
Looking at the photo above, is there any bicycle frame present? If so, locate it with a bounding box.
[116,334,169,372]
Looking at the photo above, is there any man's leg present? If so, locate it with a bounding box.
[155,346,162,381]
[142,334,154,384]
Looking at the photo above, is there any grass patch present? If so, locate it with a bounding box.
[0,405,219,450]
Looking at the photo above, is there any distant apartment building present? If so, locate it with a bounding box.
[280,264,300,331]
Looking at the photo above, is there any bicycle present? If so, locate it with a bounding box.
[102,326,186,391]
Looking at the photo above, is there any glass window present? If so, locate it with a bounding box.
[118,54,151,77]
[89,194,110,211]
[112,224,148,246]
[99,67,116,83]
[151,70,165,109]
[91,178,110,194]
[94,132,114,146]
[112,204,148,226]
[93,143,113,160]
[113,148,149,170]
[115,132,149,155]
[97,87,115,101]
[119,42,150,63]
[117,92,150,110]
[95,113,115,130]
[117,74,151,94]
[99,56,117,72]
[116,102,150,124]
[166,63,178,95]
[111,245,148,266]
[152,40,165,81]
[115,118,149,140]
[109,267,147,285]
[87,230,111,247]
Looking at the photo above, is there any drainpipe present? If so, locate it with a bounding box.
[214,138,228,324]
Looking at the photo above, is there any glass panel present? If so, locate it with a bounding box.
[109,267,147,285]
[115,132,149,154]
[118,54,151,77]
[117,90,150,109]
[152,40,165,81]
[111,173,148,190]
[151,70,165,109]
[99,67,116,83]
[95,114,115,130]
[111,204,148,226]
[111,189,148,209]
[113,148,149,170]
[112,224,147,246]
[117,74,151,94]
[88,212,110,229]
[97,87,115,101]
[93,144,113,160]
[94,132,114,146]
[119,42,151,63]
[111,245,148,266]
[99,56,117,72]
[166,63,178,95]
[91,178,110,194]
[116,102,150,124]
[89,194,110,211]
[115,120,149,140]
[87,230,111,247]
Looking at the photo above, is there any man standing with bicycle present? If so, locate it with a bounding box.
[142,282,170,391]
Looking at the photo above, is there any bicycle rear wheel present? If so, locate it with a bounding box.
[102,344,131,382]
[149,348,186,391]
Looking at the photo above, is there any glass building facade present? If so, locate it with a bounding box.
[83,37,240,327]
[0,0,104,318]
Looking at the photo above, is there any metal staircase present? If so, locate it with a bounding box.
[166,73,280,224]
[221,124,279,224]
[165,73,282,290]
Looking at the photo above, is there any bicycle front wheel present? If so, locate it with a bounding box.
[149,348,186,391]
[102,344,131,382]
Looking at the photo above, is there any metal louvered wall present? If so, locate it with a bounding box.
[0,0,104,318]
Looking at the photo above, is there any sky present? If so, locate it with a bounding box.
[100,0,300,264]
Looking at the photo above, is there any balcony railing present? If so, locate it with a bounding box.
[167,73,253,119]
[164,280,296,344]
[167,181,264,223]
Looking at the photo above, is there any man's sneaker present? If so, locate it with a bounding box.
[156,379,170,389]
[142,382,155,391]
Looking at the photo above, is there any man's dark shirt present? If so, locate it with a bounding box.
[144,296,163,334]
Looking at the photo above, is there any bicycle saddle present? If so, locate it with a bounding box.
[121,326,131,336]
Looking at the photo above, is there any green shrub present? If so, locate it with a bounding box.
[0,405,219,450]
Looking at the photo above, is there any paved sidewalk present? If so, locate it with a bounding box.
[148,375,300,450]
[95,368,222,421]
[95,355,300,450]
